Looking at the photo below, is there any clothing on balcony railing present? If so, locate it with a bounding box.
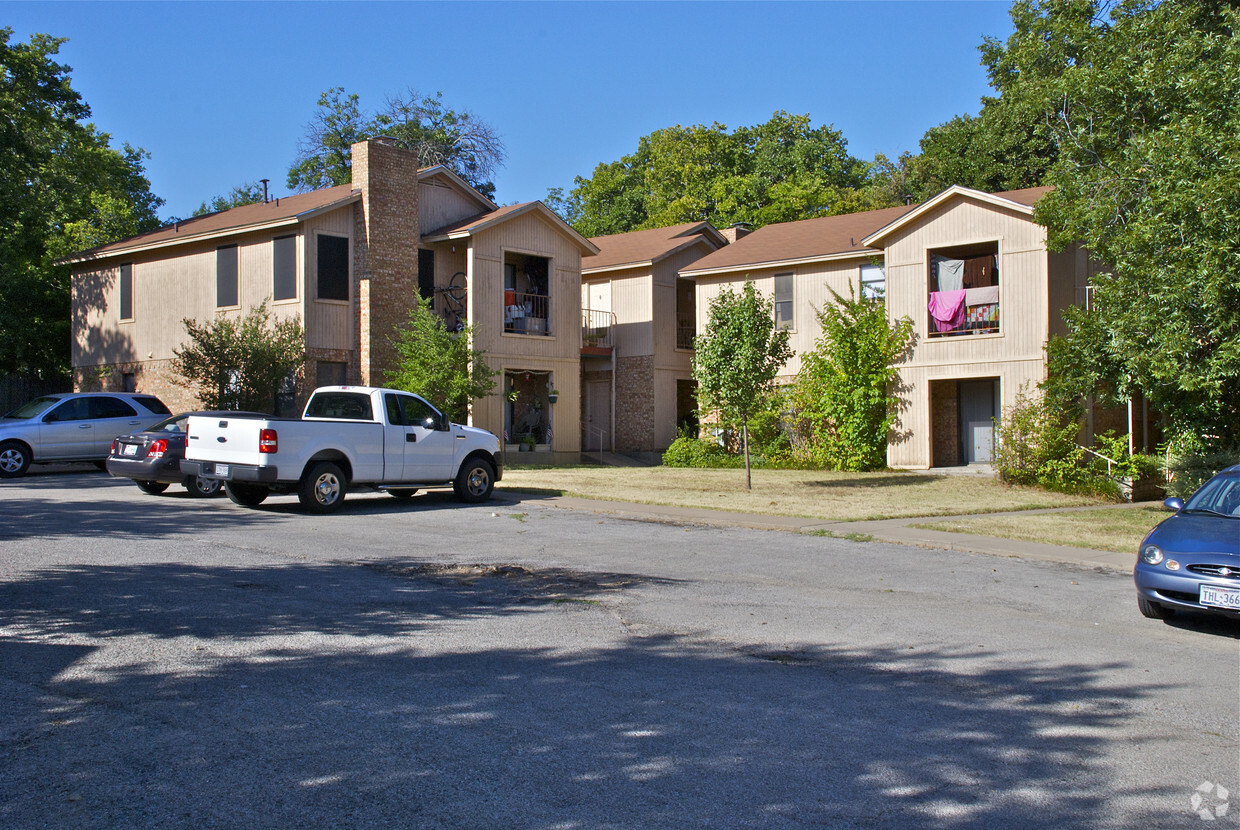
[929,286,1000,335]
[505,292,550,335]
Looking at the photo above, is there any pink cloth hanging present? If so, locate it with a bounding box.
[928,289,967,332]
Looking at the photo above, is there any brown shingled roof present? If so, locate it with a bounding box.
[584,222,724,272]
[680,204,912,275]
[62,184,359,264]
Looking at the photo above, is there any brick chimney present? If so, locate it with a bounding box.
[719,222,752,245]
[351,138,420,385]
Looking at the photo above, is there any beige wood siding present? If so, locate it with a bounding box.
[693,256,873,378]
[303,207,354,351]
[419,178,487,234]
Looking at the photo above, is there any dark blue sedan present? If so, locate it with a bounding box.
[1134,464,1240,619]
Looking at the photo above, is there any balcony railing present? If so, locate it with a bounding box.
[676,312,695,350]
[504,292,551,335]
[928,287,1000,337]
[582,308,615,350]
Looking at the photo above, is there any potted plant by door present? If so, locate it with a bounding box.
[547,389,559,404]
[520,434,536,452]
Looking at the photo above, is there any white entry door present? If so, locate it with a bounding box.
[958,380,998,464]
[583,380,611,452]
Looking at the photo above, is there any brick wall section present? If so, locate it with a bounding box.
[76,359,198,413]
[615,354,654,451]
[930,380,959,467]
[351,139,420,386]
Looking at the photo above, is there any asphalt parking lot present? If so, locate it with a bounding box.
[1,470,1237,828]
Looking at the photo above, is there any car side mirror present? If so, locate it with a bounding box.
[1163,497,1184,512]
[436,413,451,431]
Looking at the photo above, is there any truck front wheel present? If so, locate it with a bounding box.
[300,462,347,513]
[453,457,496,503]
[226,482,269,507]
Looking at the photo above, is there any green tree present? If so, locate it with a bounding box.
[385,297,498,423]
[692,281,793,489]
[790,285,913,471]
[287,87,505,198]
[560,111,866,235]
[193,182,267,217]
[173,300,305,411]
[1,29,163,379]
[989,0,1240,442]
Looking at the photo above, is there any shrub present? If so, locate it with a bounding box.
[1162,431,1240,498]
[993,387,1105,495]
[662,436,743,469]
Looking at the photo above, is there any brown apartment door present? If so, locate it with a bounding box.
[584,380,611,452]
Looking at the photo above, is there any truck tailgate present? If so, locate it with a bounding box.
[185,415,267,466]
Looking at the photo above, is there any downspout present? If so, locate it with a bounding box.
[610,346,616,453]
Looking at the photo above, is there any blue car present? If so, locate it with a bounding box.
[1134,464,1240,620]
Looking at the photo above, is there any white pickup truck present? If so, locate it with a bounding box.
[180,386,502,513]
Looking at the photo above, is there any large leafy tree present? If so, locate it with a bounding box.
[287,87,505,199]
[385,297,497,423]
[173,300,305,411]
[991,0,1240,443]
[557,112,867,235]
[1,28,163,379]
[693,281,793,489]
[790,286,913,471]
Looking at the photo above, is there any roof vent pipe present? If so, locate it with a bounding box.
[261,179,270,203]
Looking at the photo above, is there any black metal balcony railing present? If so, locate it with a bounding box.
[582,309,615,350]
[504,292,551,335]
[676,312,695,349]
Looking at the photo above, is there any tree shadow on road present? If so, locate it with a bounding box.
[0,557,1210,829]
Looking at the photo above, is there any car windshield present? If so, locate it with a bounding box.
[1185,474,1240,518]
[3,396,62,420]
[148,414,189,433]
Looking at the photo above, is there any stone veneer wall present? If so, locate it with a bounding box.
[351,139,420,386]
[76,359,197,413]
[615,354,654,451]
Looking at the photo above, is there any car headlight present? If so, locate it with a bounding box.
[1140,544,1165,565]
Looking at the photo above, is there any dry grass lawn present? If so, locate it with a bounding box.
[913,505,1168,554]
[497,465,1107,522]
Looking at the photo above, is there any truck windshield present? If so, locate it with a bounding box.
[305,392,373,421]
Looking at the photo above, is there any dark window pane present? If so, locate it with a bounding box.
[89,396,138,419]
[217,245,239,307]
[316,361,348,387]
[273,235,297,301]
[418,249,435,302]
[120,264,133,320]
[317,235,349,300]
[134,395,171,415]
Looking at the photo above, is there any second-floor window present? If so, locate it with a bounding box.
[273,235,296,301]
[317,235,349,301]
[504,252,552,335]
[927,243,999,337]
[774,272,794,330]
[216,245,238,308]
[119,263,133,320]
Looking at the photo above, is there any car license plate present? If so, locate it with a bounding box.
[214,464,230,478]
[122,443,139,457]
[1200,584,1240,610]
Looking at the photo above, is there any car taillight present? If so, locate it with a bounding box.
[110,440,117,455]
[259,428,278,453]
[146,439,168,458]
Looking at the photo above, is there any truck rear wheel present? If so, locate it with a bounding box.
[300,462,347,513]
[225,482,269,507]
[453,457,495,503]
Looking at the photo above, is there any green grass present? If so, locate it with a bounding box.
[497,465,1107,523]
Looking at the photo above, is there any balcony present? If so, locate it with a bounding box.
[582,308,615,352]
[928,286,1000,337]
[504,291,551,336]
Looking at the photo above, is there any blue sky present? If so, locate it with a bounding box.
[7,1,1015,221]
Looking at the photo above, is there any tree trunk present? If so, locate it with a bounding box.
[742,412,751,491]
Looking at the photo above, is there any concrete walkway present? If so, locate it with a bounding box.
[495,492,1143,573]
